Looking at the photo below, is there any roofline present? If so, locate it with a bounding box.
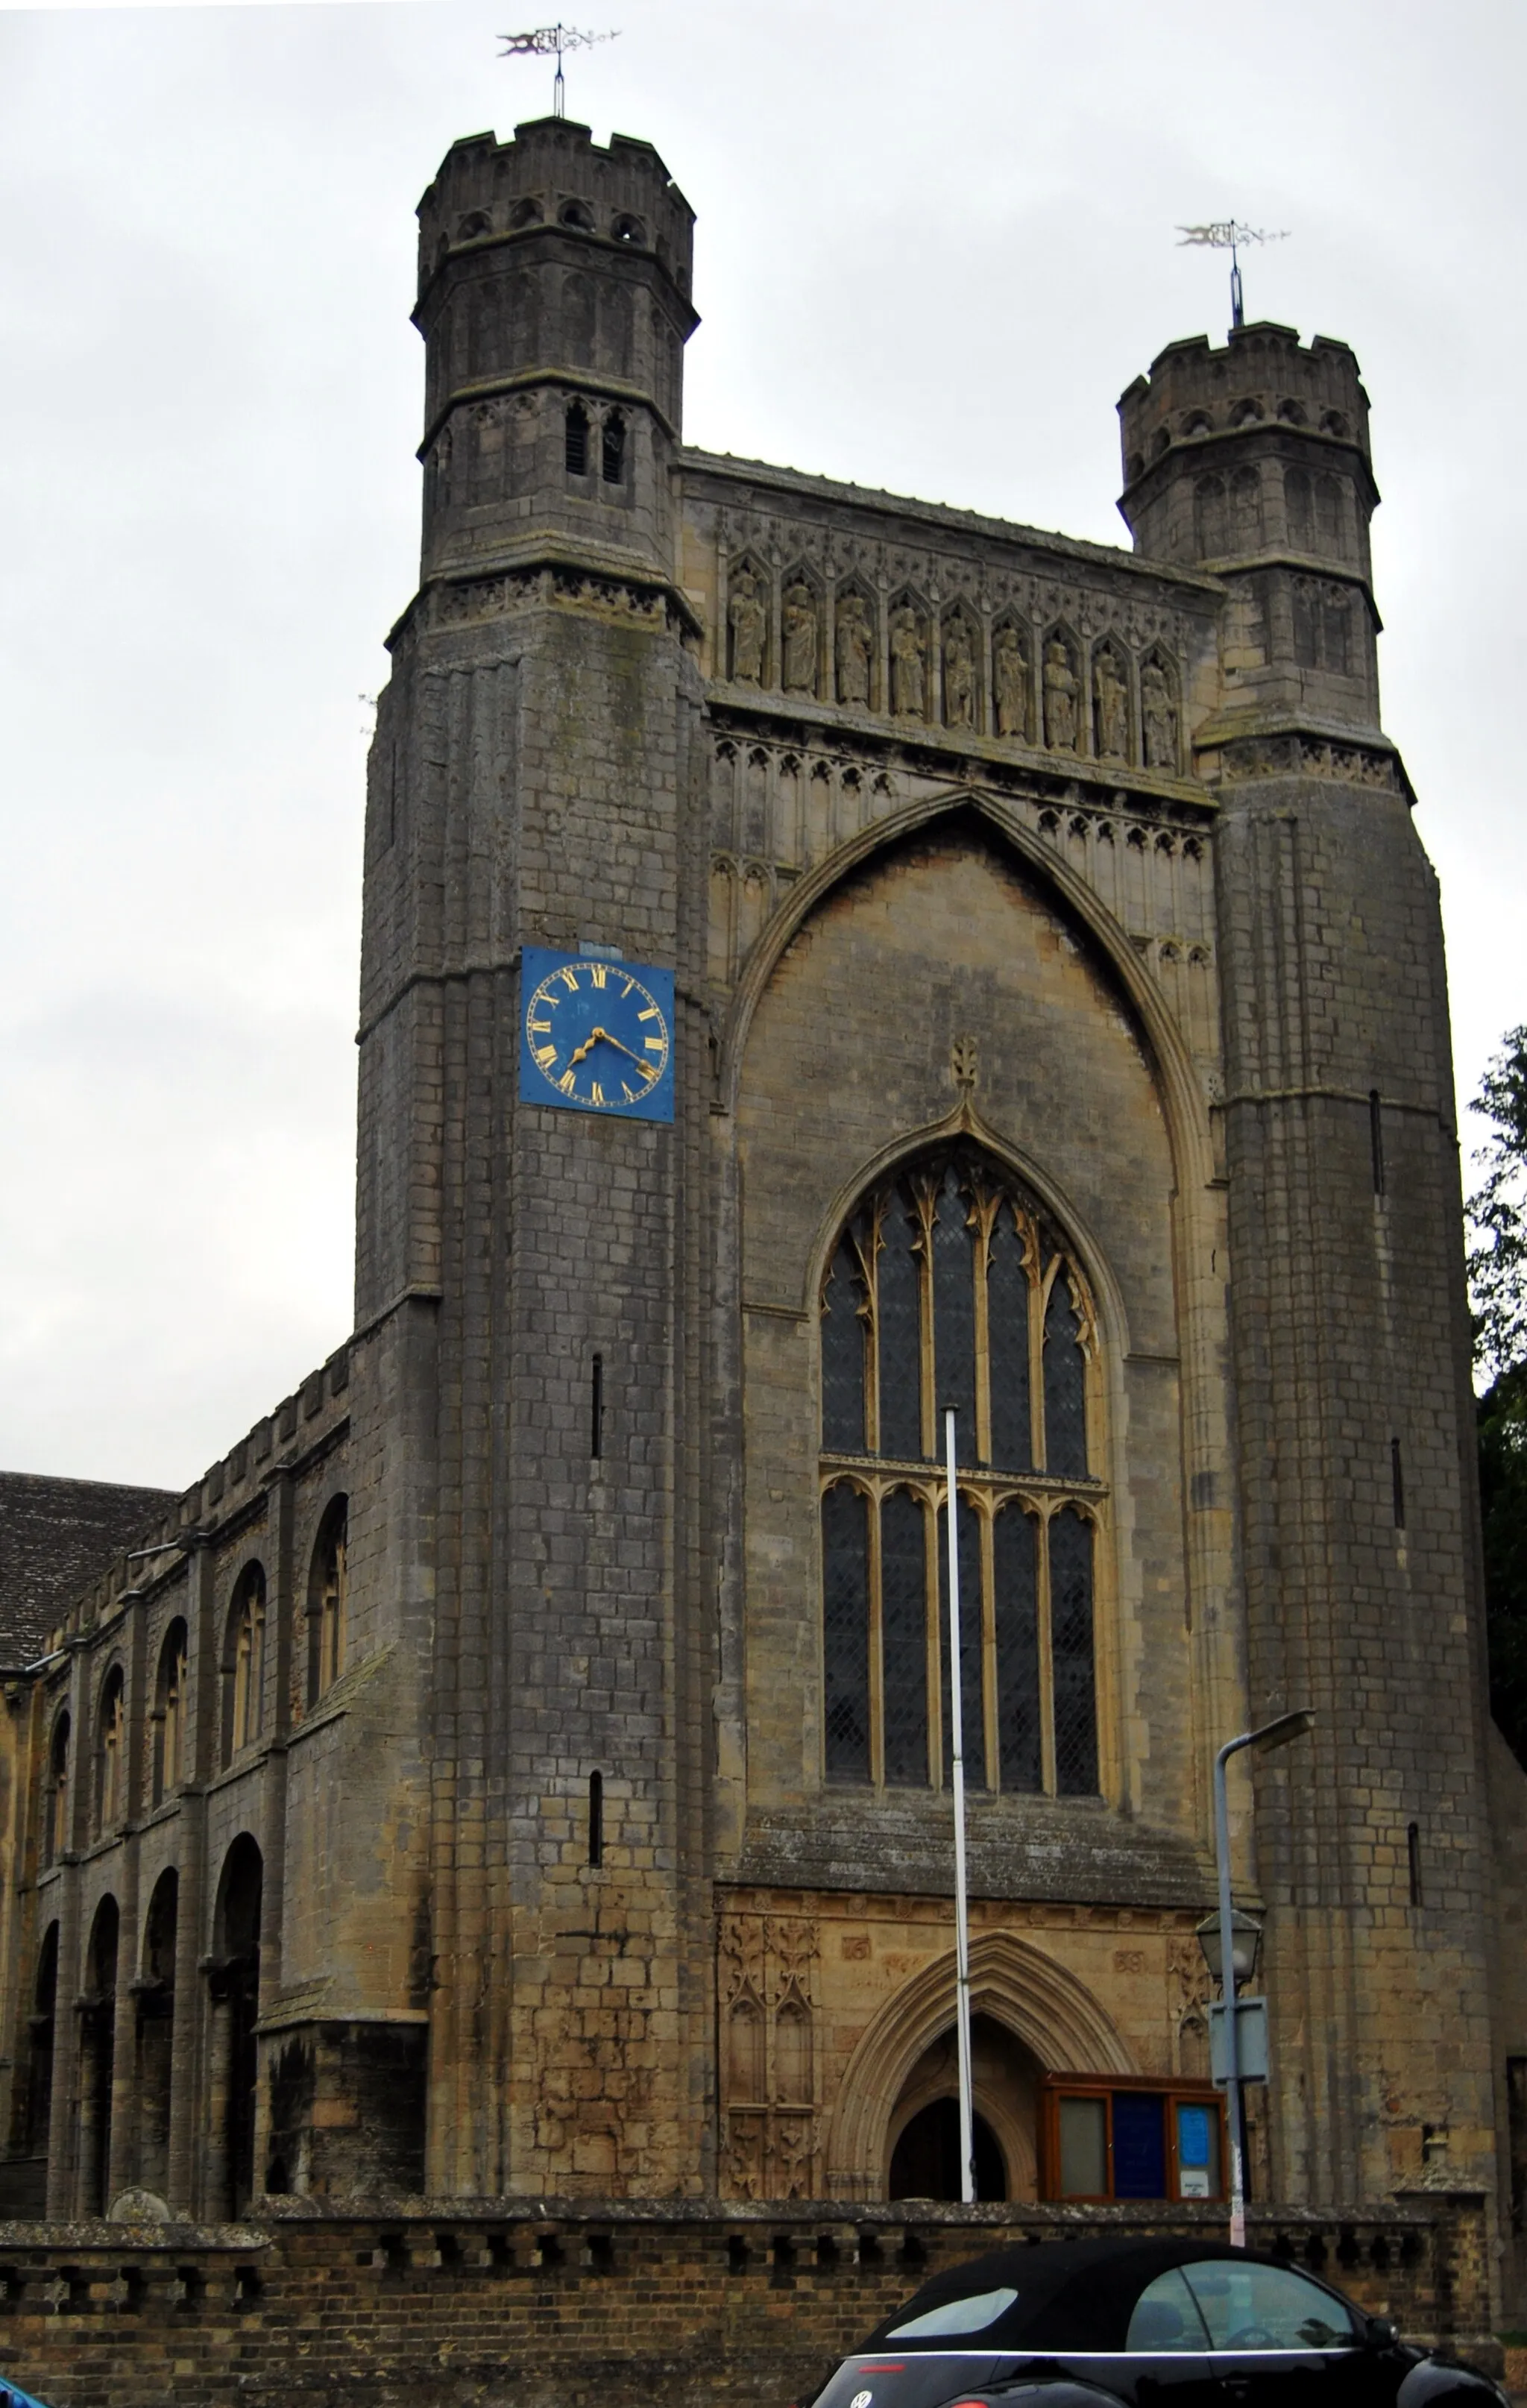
[677,447,1226,600]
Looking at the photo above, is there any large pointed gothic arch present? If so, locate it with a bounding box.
[719,785,1214,1203]
[824,1928,1135,2201]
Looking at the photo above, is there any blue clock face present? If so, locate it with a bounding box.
[518,948,676,1122]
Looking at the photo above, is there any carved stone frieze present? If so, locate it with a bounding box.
[427,564,698,644]
[1212,732,1401,792]
[708,504,1200,770]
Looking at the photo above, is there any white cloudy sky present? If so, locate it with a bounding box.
[1,0,1523,1486]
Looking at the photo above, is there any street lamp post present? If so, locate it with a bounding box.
[1211,1708,1315,2248]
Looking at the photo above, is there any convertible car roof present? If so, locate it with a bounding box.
[865,2238,1306,2356]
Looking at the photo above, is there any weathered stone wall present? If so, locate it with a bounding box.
[0,2198,1495,2408]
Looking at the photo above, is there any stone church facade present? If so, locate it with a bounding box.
[4,113,1524,2297]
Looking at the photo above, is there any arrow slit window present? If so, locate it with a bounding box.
[819,1145,1105,1796]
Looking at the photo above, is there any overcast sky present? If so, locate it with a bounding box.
[1,0,1523,1487]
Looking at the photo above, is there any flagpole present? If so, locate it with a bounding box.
[944,1403,976,2205]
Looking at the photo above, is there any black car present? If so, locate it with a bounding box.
[805,2236,1507,2408]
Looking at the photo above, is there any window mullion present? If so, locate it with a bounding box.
[860,1206,881,1457]
[972,1189,996,1467]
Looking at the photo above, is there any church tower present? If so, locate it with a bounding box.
[1120,327,1498,2203]
[350,116,713,2195]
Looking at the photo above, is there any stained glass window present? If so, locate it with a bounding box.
[995,1505,1042,1793]
[878,1198,923,1462]
[986,1205,1032,1471]
[818,1143,1103,1799]
[1050,1508,1099,1796]
[822,1485,871,1783]
[821,1239,866,1453]
[881,1489,930,1786]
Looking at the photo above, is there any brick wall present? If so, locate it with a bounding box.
[0,2197,1494,2408]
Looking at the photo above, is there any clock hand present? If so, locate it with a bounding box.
[566,1027,608,1068]
[596,1031,656,1070]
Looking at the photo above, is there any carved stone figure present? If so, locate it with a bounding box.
[835,591,872,707]
[942,619,975,729]
[1141,658,1179,771]
[781,582,817,694]
[1043,637,1078,752]
[728,568,766,685]
[1094,647,1130,761]
[890,604,926,720]
[993,625,1029,739]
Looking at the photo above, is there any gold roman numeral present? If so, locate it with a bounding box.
[590,1081,605,1105]
[558,1069,576,1095]
[534,1045,556,1069]
[589,963,608,988]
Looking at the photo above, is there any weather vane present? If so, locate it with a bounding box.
[1177,221,1290,330]
[499,24,619,119]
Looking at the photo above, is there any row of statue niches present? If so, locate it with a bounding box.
[725,570,1182,773]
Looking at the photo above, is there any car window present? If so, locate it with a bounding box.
[1127,2268,1214,2352]
[885,2284,1020,2338]
[1179,2261,1359,2351]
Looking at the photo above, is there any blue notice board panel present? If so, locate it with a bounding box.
[518,947,676,1122]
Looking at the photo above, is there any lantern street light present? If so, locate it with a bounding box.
[1204,1709,1315,2248]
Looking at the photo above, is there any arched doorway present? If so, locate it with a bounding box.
[890,2100,1008,2201]
[209,1836,262,2217]
[884,2013,1042,2202]
[78,1896,119,2214]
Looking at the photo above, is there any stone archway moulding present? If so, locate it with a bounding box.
[717,785,1215,1204]
[824,1928,1136,2201]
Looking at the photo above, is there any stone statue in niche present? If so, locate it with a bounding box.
[728,568,766,686]
[781,581,818,694]
[835,591,873,707]
[890,604,926,720]
[993,625,1029,740]
[1043,637,1078,752]
[942,620,976,729]
[1094,648,1130,761]
[1141,658,1179,772]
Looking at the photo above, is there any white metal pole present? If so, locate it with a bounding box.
[944,1404,976,2206]
[1213,1736,1246,2250]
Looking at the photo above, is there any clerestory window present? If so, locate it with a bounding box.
[819,1145,1105,1799]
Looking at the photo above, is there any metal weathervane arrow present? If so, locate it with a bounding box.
[500,23,620,118]
[1177,221,1290,330]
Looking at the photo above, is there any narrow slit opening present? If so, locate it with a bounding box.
[1391,1436,1405,1529]
[1407,1821,1423,1908]
[588,1770,604,1869]
[1369,1089,1385,1195]
[591,1353,604,1459]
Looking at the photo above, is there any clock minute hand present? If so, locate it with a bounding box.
[596,1031,655,1071]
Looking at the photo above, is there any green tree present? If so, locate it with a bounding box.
[1467,1027,1527,1767]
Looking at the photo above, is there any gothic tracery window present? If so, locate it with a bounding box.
[819,1146,1104,1799]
